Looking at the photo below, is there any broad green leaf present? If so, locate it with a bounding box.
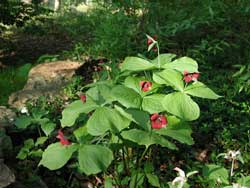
[14,116,33,129]
[153,69,184,91]
[184,81,221,99]
[29,149,43,157]
[87,107,131,136]
[86,86,106,105]
[202,164,229,184]
[121,57,156,72]
[163,92,200,121]
[23,139,34,149]
[78,145,113,175]
[39,143,78,170]
[61,99,98,127]
[35,137,48,146]
[124,76,159,97]
[163,56,198,73]
[121,129,177,150]
[152,53,176,67]
[124,76,145,94]
[154,116,194,145]
[73,126,93,143]
[126,108,150,130]
[17,147,29,160]
[97,84,115,103]
[142,94,165,113]
[114,106,150,130]
[146,174,161,187]
[41,122,56,136]
[111,85,142,108]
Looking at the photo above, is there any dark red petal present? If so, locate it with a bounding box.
[60,139,71,145]
[183,70,189,76]
[80,95,86,103]
[140,81,146,87]
[184,75,193,83]
[140,81,152,92]
[151,121,163,129]
[192,72,200,79]
[150,113,159,121]
[160,115,167,126]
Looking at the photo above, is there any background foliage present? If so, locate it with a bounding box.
[0,0,250,187]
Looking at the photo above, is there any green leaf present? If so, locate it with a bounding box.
[127,109,150,130]
[130,172,145,188]
[202,164,229,184]
[41,122,56,136]
[87,107,131,136]
[97,84,115,103]
[73,126,93,144]
[39,143,78,170]
[114,106,150,131]
[111,85,142,108]
[61,99,98,127]
[86,86,106,105]
[163,56,198,73]
[142,94,165,113]
[24,138,34,149]
[152,53,176,67]
[78,145,113,175]
[121,57,156,72]
[237,176,250,186]
[29,149,43,157]
[184,82,221,99]
[14,116,33,129]
[121,129,177,150]
[17,147,29,160]
[163,92,200,121]
[153,69,184,91]
[104,176,113,188]
[154,116,194,145]
[35,137,48,146]
[124,76,144,94]
[146,174,161,187]
[124,76,159,97]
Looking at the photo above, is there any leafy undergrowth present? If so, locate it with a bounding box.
[1,0,250,188]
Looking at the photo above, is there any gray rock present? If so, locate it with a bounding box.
[0,159,15,188]
[0,106,16,128]
[8,61,82,109]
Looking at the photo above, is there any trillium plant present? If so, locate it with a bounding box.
[36,35,221,187]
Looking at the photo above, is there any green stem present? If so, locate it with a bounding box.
[134,147,149,188]
[156,42,160,69]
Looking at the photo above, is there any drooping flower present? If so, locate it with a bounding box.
[150,113,167,129]
[147,35,157,46]
[172,167,198,188]
[183,70,200,83]
[140,81,152,92]
[80,95,86,103]
[147,35,157,51]
[56,130,71,145]
[218,150,243,177]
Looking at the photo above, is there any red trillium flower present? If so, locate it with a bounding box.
[183,70,200,83]
[140,81,152,92]
[150,113,168,129]
[56,130,71,145]
[80,95,86,103]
